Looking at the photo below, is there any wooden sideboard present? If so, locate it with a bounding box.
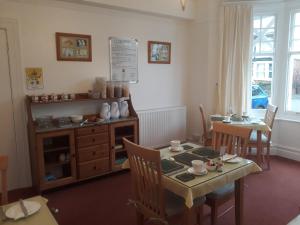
[26,94,139,192]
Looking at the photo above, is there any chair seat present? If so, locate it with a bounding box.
[165,190,205,217]
[249,130,268,144]
[206,183,235,200]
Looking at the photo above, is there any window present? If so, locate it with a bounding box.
[286,11,300,113]
[251,15,276,109]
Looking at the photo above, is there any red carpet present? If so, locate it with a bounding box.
[42,156,300,225]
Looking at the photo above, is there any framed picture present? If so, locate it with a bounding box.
[148,41,171,64]
[56,32,92,61]
[25,67,44,90]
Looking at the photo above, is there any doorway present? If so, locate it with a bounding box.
[0,19,31,190]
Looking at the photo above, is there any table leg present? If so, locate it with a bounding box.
[185,207,195,225]
[256,130,262,167]
[235,178,244,225]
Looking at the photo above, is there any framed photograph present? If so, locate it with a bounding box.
[56,32,92,61]
[148,41,171,64]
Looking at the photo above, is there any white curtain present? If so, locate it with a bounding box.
[217,4,253,115]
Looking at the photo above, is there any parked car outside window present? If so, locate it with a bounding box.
[252,85,269,109]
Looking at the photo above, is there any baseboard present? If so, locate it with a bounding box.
[271,144,300,162]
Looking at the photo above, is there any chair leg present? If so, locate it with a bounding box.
[248,147,252,154]
[136,211,144,225]
[267,144,271,170]
[211,202,218,225]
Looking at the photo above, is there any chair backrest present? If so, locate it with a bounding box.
[199,105,208,141]
[0,155,8,205]
[264,104,278,129]
[123,138,165,219]
[212,123,252,157]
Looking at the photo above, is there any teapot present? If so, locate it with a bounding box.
[110,102,120,119]
[120,101,129,118]
[100,103,111,120]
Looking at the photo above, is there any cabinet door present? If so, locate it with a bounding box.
[36,129,77,190]
[110,120,138,170]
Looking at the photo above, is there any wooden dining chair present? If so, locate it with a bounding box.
[199,105,212,146]
[247,104,278,170]
[205,122,252,225]
[123,138,206,225]
[0,155,8,205]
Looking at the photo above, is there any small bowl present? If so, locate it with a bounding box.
[206,163,217,172]
[70,115,83,123]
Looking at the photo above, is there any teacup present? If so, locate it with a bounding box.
[170,140,180,149]
[191,160,205,173]
[224,116,231,122]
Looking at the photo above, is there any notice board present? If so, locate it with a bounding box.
[109,37,138,83]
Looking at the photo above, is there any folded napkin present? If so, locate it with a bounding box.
[5,200,41,220]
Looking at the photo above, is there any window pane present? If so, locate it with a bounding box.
[262,16,275,28]
[254,16,261,28]
[291,40,300,52]
[261,42,274,53]
[286,54,300,112]
[251,56,272,109]
[293,27,300,39]
[253,42,260,54]
[262,29,275,41]
[295,13,300,26]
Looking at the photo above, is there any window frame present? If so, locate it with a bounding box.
[285,9,300,115]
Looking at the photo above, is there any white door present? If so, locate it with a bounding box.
[0,28,19,190]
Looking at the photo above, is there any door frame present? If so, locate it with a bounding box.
[0,18,32,189]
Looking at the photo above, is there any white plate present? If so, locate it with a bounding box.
[187,167,208,176]
[222,154,237,161]
[5,200,41,220]
[226,157,243,163]
[169,146,184,152]
[222,120,231,123]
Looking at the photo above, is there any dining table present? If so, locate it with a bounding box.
[0,196,58,225]
[210,117,270,168]
[123,142,261,225]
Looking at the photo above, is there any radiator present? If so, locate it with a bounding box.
[137,106,186,148]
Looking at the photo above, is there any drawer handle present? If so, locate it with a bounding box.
[93,166,97,170]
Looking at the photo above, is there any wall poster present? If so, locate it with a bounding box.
[109,37,138,83]
[25,67,44,90]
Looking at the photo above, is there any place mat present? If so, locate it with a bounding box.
[161,159,184,174]
[173,153,207,167]
[192,147,220,159]
[181,144,194,150]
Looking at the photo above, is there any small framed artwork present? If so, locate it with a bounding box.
[148,41,171,64]
[25,67,44,90]
[56,32,92,61]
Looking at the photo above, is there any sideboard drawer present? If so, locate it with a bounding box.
[76,133,108,148]
[78,159,109,179]
[78,144,109,162]
[76,125,108,137]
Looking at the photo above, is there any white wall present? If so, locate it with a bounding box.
[0,0,189,189]
[0,0,189,111]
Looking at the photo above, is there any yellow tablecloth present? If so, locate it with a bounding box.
[123,142,262,208]
[1,196,58,225]
[163,159,261,208]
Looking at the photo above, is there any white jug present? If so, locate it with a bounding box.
[110,102,120,119]
[120,101,129,118]
[100,103,111,120]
